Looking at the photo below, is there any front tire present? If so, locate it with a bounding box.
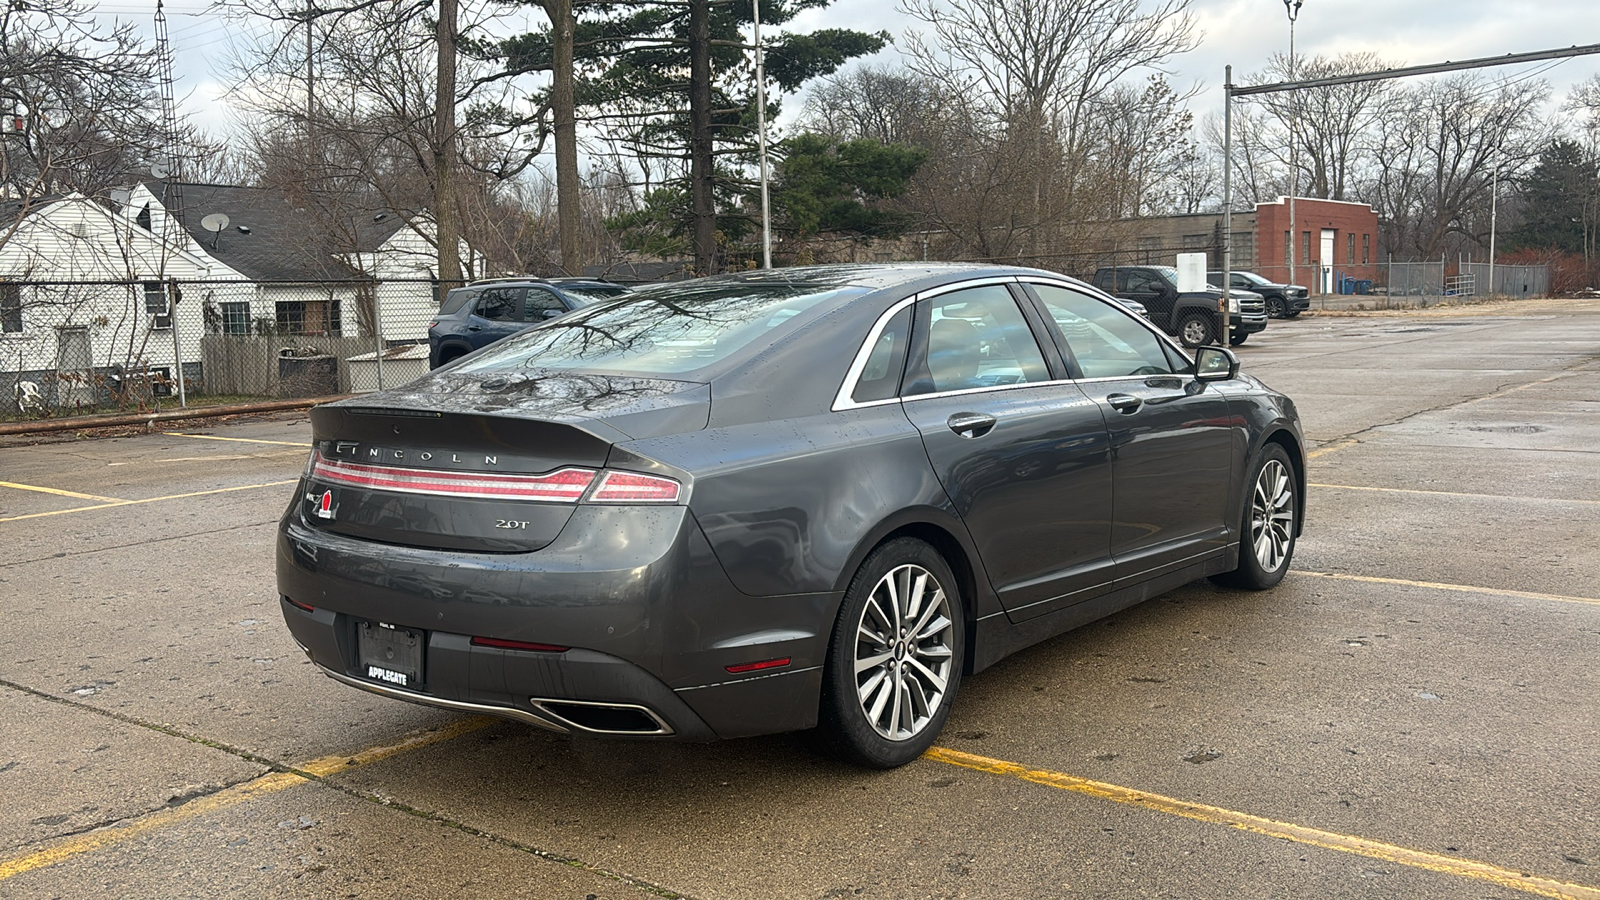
[1266,295,1287,318]
[818,538,965,768]
[1229,332,1250,347]
[1212,443,1297,590]
[1177,311,1216,348]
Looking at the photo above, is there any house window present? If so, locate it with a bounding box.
[276,301,306,335]
[143,281,171,329]
[1347,233,1355,265]
[1362,234,1371,264]
[2,283,21,333]
[220,302,250,335]
[136,204,152,232]
[1182,233,1209,249]
[1301,231,1312,263]
[1284,231,1291,267]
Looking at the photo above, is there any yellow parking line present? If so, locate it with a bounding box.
[1310,482,1600,505]
[1296,571,1600,608]
[162,432,312,447]
[0,480,299,524]
[1307,438,1359,459]
[0,480,123,503]
[0,717,495,882]
[926,747,1600,900]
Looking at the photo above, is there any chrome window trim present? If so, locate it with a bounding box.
[832,275,1022,412]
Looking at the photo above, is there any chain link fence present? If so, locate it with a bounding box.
[1460,262,1550,298]
[2,278,451,420]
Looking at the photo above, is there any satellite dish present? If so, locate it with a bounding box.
[149,161,169,179]
[200,213,230,249]
[110,189,132,207]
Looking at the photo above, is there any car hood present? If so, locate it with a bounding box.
[328,369,711,442]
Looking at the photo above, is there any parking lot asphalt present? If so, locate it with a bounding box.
[1,298,1597,899]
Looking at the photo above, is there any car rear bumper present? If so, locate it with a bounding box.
[276,493,835,740]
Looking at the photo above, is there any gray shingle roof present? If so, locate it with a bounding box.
[145,182,413,282]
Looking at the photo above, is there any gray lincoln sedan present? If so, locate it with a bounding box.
[277,264,1304,768]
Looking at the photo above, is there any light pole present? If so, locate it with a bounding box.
[753,0,772,269]
[1284,0,1302,294]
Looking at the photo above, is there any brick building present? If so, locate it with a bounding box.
[1102,197,1381,295]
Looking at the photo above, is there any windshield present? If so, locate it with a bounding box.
[1237,271,1270,286]
[454,282,859,377]
[559,285,632,306]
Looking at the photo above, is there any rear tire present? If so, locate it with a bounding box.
[1177,312,1216,348]
[1211,443,1297,590]
[818,538,965,768]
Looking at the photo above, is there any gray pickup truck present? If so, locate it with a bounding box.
[1091,265,1269,347]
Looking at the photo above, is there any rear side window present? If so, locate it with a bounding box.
[525,288,565,319]
[476,287,525,322]
[851,306,911,404]
[904,285,1050,395]
[439,289,477,315]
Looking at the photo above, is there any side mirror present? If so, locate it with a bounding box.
[1193,345,1239,382]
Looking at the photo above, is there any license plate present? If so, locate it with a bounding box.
[356,621,424,689]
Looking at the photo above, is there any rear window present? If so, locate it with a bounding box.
[454,282,860,377]
[439,288,478,315]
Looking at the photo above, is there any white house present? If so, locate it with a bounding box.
[3,183,481,408]
[0,192,241,407]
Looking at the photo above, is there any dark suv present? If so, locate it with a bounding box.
[1207,270,1309,318]
[428,278,631,368]
[1091,265,1268,347]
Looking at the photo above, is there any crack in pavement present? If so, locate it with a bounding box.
[0,519,280,569]
[0,677,695,898]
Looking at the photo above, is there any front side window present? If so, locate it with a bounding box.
[524,288,565,319]
[904,285,1049,395]
[456,282,857,377]
[1033,285,1174,379]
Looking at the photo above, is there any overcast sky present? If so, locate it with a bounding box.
[115,0,1600,149]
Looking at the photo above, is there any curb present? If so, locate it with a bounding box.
[0,395,351,437]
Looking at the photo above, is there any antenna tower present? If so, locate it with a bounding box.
[154,0,185,226]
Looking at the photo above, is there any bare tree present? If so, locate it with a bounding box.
[1363,73,1553,259]
[1240,52,1396,202]
[0,0,188,242]
[897,0,1198,258]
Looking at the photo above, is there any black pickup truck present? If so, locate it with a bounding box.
[1208,270,1310,318]
[1091,265,1269,347]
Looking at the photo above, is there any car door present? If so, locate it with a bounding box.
[1121,269,1175,328]
[470,286,527,348]
[899,281,1116,621]
[1023,281,1237,582]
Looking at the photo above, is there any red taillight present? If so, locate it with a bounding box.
[725,657,790,674]
[286,598,315,613]
[311,457,595,502]
[471,636,570,652]
[427,320,438,328]
[588,470,681,503]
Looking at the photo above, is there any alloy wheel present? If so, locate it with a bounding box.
[1250,459,1295,572]
[853,564,956,741]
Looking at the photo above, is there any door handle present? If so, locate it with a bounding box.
[1107,393,1142,414]
[946,412,997,438]
[467,325,482,332]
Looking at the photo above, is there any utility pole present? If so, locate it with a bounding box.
[754,0,771,269]
[434,0,461,302]
[1283,0,1302,294]
[543,0,580,275]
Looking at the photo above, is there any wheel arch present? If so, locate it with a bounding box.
[1258,427,1306,537]
[830,511,993,677]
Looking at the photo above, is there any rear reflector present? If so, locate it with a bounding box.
[311,457,595,502]
[589,470,682,503]
[286,597,315,613]
[471,636,570,653]
[725,657,790,674]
